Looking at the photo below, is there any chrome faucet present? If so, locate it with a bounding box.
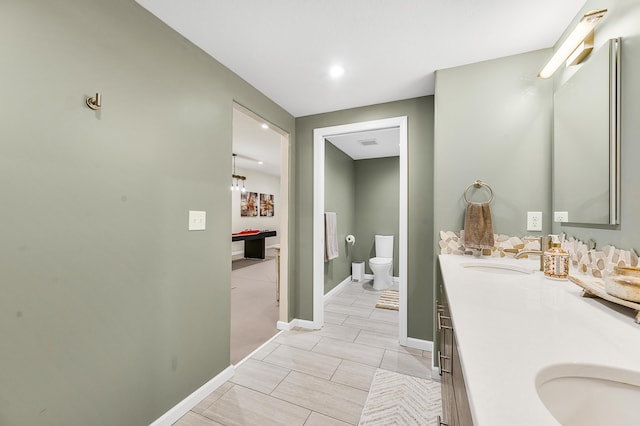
[514,236,551,271]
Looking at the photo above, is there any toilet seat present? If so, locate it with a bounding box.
[369,257,392,265]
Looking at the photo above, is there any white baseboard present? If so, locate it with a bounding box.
[149,365,234,426]
[277,318,317,331]
[363,273,400,284]
[405,337,433,352]
[324,276,352,300]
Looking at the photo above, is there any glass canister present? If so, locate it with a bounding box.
[543,235,569,280]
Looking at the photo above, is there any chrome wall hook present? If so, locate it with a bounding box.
[86,92,102,110]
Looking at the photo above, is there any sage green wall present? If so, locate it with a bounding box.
[324,142,356,293]
[434,50,554,239]
[354,157,400,276]
[551,0,640,251]
[295,97,435,340]
[433,48,553,371]
[0,2,294,425]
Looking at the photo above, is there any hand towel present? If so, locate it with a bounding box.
[463,202,494,249]
[325,212,339,261]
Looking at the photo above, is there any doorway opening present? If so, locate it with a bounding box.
[313,116,408,345]
[231,103,290,364]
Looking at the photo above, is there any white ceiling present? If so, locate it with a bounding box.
[135,0,586,118]
[327,128,400,160]
[233,107,282,176]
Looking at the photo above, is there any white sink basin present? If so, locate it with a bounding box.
[460,261,535,275]
[536,363,640,426]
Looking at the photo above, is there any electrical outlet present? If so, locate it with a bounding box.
[527,211,542,231]
[554,211,569,222]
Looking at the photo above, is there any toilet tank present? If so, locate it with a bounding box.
[375,235,394,258]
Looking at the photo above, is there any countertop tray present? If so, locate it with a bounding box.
[568,274,640,323]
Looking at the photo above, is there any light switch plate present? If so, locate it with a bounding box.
[554,211,569,222]
[188,210,206,231]
[527,211,542,231]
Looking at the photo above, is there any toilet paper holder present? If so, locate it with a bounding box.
[346,235,356,245]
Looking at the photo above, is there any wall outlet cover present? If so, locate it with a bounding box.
[554,211,569,222]
[527,211,542,231]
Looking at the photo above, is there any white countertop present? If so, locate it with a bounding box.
[438,254,640,425]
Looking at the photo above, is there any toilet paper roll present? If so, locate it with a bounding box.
[346,235,356,245]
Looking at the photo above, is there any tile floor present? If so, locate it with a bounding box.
[175,280,434,426]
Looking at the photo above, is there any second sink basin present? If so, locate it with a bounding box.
[536,363,640,426]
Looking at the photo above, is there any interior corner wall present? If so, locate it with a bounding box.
[0,2,294,425]
[551,0,640,250]
[434,49,554,241]
[354,157,400,276]
[324,142,356,293]
[232,166,281,256]
[295,96,435,341]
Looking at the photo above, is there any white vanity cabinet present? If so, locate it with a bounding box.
[437,254,640,425]
[437,282,473,426]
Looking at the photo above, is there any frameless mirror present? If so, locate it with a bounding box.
[553,38,620,225]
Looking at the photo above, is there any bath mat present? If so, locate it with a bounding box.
[375,289,399,310]
[358,369,442,425]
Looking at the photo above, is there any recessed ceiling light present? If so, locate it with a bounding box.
[258,161,264,165]
[329,65,345,79]
[261,123,269,129]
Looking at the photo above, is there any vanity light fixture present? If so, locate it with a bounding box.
[231,154,246,193]
[538,8,607,79]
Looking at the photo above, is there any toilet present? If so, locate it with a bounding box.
[369,235,394,291]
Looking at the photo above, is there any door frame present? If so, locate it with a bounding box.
[313,116,408,345]
[232,102,290,325]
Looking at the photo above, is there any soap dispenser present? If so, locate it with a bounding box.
[543,234,569,280]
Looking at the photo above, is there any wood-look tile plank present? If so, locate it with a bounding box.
[262,344,341,379]
[352,291,381,303]
[304,411,352,426]
[274,329,322,350]
[173,411,224,426]
[192,382,234,415]
[231,358,290,394]
[325,303,373,318]
[313,337,384,367]
[368,307,399,323]
[354,330,421,355]
[380,350,432,379]
[310,324,360,342]
[324,311,348,325]
[202,385,310,426]
[342,316,398,336]
[271,371,367,425]
[326,294,359,306]
[330,360,378,391]
[251,341,280,361]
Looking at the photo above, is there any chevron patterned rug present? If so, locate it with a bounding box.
[358,369,442,425]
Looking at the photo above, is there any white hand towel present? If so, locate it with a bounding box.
[325,212,339,261]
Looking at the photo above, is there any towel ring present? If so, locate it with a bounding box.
[464,180,494,204]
